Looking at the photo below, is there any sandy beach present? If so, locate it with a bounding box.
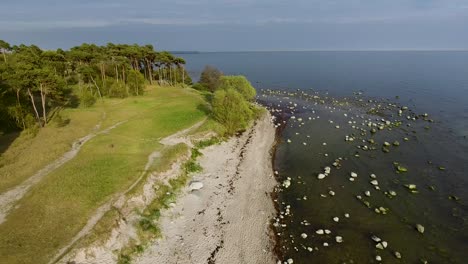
[135,112,277,264]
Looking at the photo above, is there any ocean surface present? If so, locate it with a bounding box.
[180,51,468,263]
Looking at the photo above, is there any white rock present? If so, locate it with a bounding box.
[324,229,331,234]
[365,191,371,197]
[344,213,350,218]
[317,174,326,180]
[307,247,313,252]
[328,190,336,196]
[376,255,382,262]
[370,173,377,179]
[376,243,384,250]
[416,224,425,234]
[316,229,324,235]
[287,258,294,264]
[370,180,379,186]
[189,181,204,191]
[394,251,402,259]
[371,235,381,242]
[349,177,355,182]
[351,172,358,178]
[323,242,329,247]
[283,179,291,188]
[333,217,339,222]
[301,233,308,239]
[335,236,343,243]
[382,241,388,248]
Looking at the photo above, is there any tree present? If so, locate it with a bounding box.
[212,88,253,135]
[199,65,223,92]
[127,70,145,96]
[218,75,256,101]
[0,39,11,63]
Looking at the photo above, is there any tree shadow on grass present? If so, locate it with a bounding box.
[0,131,20,156]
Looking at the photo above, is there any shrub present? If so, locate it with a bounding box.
[218,75,256,101]
[108,81,128,98]
[192,83,207,91]
[199,65,223,92]
[127,70,145,96]
[212,88,253,135]
[78,89,96,107]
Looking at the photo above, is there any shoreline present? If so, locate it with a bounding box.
[135,112,278,263]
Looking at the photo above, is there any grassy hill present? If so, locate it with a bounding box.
[0,85,209,264]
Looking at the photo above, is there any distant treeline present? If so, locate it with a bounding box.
[0,40,191,132]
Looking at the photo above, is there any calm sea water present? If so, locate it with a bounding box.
[181,52,468,263]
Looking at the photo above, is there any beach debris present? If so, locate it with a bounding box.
[189,181,204,191]
[405,184,418,193]
[283,178,291,188]
[416,224,425,234]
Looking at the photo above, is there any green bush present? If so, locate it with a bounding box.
[78,89,96,107]
[192,83,207,91]
[218,75,256,101]
[127,70,145,96]
[109,81,128,98]
[212,88,253,135]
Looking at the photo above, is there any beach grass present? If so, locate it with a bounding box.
[0,85,208,264]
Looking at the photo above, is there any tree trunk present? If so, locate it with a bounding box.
[90,76,103,100]
[39,83,47,124]
[182,66,185,85]
[2,51,6,63]
[146,59,153,84]
[115,65,119,82]
[27,88,42,126]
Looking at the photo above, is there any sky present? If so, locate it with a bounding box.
[1,0,467,51]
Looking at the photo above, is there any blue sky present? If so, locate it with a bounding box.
[1,0,467,50]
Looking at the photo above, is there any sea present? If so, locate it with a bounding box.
[180,51,468,264]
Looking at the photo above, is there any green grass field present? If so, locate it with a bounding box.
[0,85,208,264]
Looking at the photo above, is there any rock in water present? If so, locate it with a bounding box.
[416,224,425,234]
[189,181,204,191]
[394,251,402,259]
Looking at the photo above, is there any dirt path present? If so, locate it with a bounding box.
[0,119,125,224]
[53,119,206,264]
[135,113,277,264]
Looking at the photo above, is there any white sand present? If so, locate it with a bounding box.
[135,112,277,264]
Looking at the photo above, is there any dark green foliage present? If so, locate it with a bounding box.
[192,83,207,91]
[212,88,254,135]
[199,65,223,92]
[0,40,188,133]
[184,160,203,173]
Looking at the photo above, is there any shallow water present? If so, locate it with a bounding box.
[261,90,468,263]
[180,51,468,263]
